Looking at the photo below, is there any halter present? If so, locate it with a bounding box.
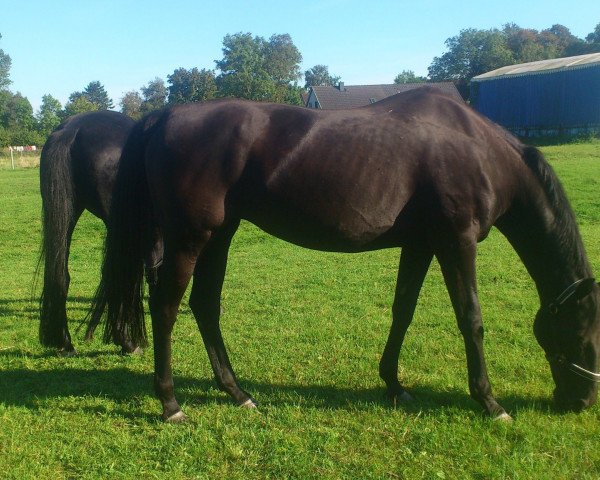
[548,278,595,315]
[547,277,600,383]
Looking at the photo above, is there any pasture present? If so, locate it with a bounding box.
[0,141,599,479]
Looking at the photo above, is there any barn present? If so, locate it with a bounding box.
[471,53,600,136]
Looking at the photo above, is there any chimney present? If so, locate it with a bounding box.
[338,82,345,91]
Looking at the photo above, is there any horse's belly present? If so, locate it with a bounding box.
[239,195,405,252]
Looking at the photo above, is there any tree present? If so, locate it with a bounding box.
[119,90,142,120]
[304,64,341,87]
[215,32,303,103]
[140,77,167,114]
[216,32,272,101]
[394,70,427,84]
[540,24,582,57]
[429,28,514,84]
[0,91,41,145]
[0,92,34,131]
[587,22,600,44]
[83,81,114,110]
[68,81,113,111]
[503,24,546,62]
[263,34,302,84]
[167,67,217,104]
[36,94,62,138]
[580,22,600,54]
[0,34,11,91]
[63,96,99,118]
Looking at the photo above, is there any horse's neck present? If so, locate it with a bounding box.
[499,182,592,306]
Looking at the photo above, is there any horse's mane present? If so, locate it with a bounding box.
[522,145,591,275]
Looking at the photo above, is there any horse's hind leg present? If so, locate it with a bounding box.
[435,239,510,420]
[379,244,432,403]
[188,220,255,407]
[149,240,199,422]
[40,205,83,354]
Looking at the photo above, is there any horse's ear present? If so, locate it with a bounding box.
[574,278,596,300]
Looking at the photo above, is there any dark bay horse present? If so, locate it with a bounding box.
[91,87,599,421]
[38,110,138,353]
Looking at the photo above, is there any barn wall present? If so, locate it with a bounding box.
[472,65,600,135]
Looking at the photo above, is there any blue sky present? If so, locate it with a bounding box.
[1,0,599,111]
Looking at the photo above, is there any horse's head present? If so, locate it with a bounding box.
[534,278,600,412]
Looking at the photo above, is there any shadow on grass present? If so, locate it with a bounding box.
[0,348,555,420]
[0,295,97,318]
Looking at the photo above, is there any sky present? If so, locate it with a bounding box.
[1,0,599,112]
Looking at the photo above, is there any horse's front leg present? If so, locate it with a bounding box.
[436,239,512,421]
[380,244,433,403]
[149,245,197,422]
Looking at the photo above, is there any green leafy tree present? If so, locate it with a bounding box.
[140,77,168,114]
[83,81,114,109]
[587,22,600,44]
[216,33,271,100]
[1,92,34,131]
[429,28,514,83]
[503,24,546,62]
[263,34,302,84]
[394,70,427,84]
[63,96,99,118]
[579,22,600,54]
[167,67,217,104]
[36,94,62,138]
[216,32,303,103]
[540,24,583,57]
[304,64,341,87]
[120,90,143,120]
[0,91,41,145]
[0,33,11,91]
[503,23,583,62]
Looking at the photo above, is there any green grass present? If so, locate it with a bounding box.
[0,143,599,479]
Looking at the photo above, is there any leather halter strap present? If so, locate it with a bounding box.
[548,278,595,315]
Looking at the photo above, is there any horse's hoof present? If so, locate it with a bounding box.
[388,389,413,406]
[121,346,143,356]
[57,347,77,357]
[164,410,187,423]
[396,391,414,403]
[240,398,258,409]
[494,412,513,422]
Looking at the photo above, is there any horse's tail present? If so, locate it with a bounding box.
[87,118,152,347]
[37,123,78,347]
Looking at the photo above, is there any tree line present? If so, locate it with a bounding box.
[1,22,599,147]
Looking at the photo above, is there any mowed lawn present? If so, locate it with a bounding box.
[0,141,599,479]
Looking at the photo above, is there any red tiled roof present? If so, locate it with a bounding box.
[307,82,463,109]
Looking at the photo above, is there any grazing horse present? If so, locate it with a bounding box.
[38,110,138,353]
[91,87,599,422]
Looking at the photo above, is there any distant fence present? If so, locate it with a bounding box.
[0,146,40,170]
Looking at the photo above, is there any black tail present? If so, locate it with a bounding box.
[37,125,79,347]
[87,119,152,347]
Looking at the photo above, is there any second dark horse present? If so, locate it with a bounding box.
[92,87,600,421]
[38,110,138,353]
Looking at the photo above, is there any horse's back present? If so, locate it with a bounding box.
[144,92,527,251]
[66,111,135,220]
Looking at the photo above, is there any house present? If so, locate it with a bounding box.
[304,82,463,110]
[471,53,600,136]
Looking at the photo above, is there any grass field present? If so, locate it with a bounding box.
[0,141,599,479]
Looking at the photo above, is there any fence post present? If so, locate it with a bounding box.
[10,147,15,170]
